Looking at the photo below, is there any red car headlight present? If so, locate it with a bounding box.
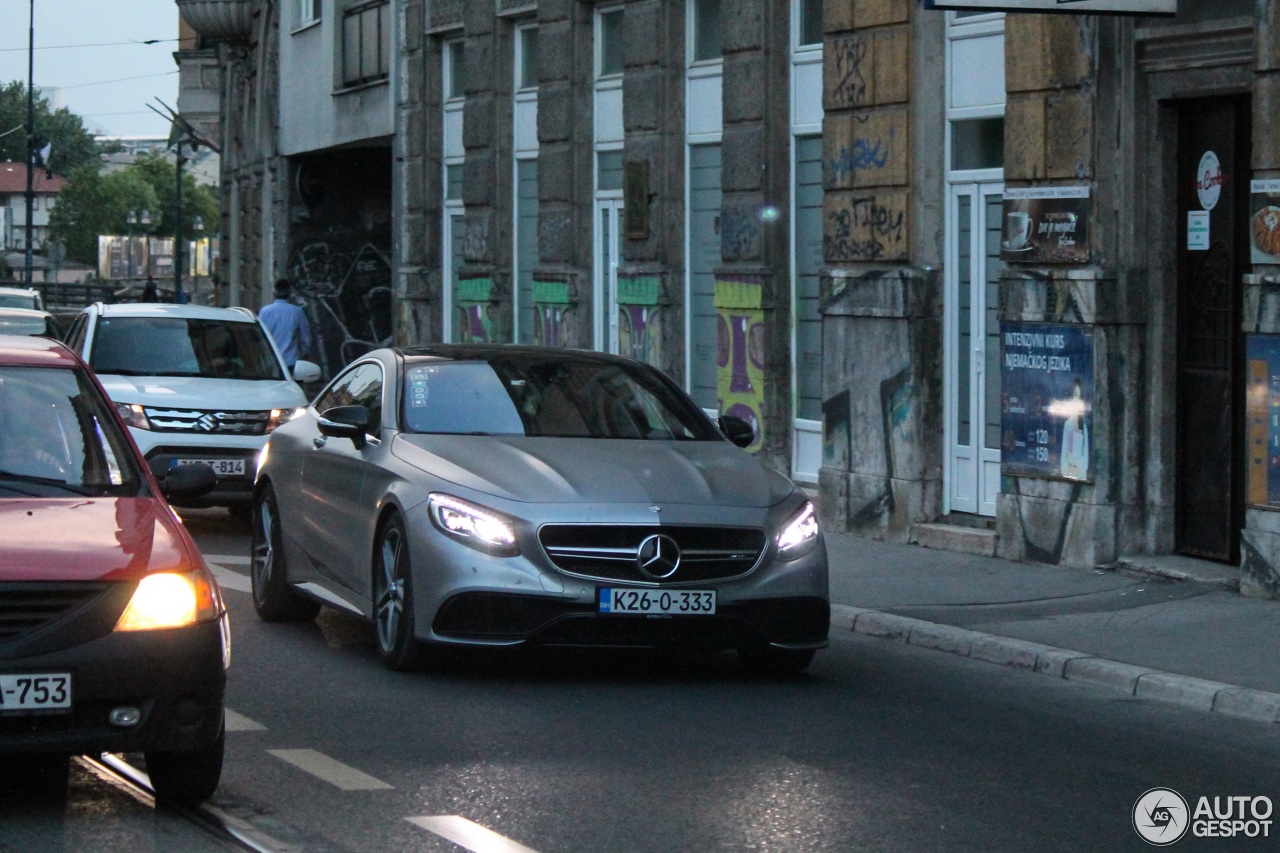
[115,570,223,631]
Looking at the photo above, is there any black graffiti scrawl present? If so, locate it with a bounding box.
[287,241,393,379]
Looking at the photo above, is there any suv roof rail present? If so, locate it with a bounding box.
[228,306,255,320]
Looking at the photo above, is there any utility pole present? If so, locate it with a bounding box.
[174,136,184,300]
[23,0,35,286]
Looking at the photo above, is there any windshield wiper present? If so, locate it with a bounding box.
[0,470,94,495]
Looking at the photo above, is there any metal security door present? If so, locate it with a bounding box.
[1176,97,1249,562]
[945,182,1004,516]
[595,199,622,353]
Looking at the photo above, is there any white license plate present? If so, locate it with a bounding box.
[598,588,716,615]
[174,458,246,477]
[0,673,71,711]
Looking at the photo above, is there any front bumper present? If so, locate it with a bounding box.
[0,618,227,756]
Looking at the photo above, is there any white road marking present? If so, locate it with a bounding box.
[267,749,392,790]
[407,816,540,853]
[224,708,266,731]
[210,564,251,593]
[206,554,252,566]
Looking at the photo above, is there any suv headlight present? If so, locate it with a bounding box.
[116,403,151,430]
[115,570,224,631]
[265,407,304,433]
[776,501,819,560]
[428,493,519,556]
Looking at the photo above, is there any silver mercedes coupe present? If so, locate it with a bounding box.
[250,345,828,675]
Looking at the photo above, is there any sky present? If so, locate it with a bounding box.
[0,0,181,139]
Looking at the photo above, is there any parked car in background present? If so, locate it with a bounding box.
[252,345,829,675]
[0,334,228,803]
[0,306,60,338]
[0,286,43,311]
[64,303,321,510]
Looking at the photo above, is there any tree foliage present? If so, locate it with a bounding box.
[48,154,219,266]
[0,81,99,174]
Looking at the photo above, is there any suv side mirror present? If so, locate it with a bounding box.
[318,405,369,448]
[162,462,218,501]
[717,415,755,449]
[292,360,321,383]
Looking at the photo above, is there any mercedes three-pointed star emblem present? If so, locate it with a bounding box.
[635,533,681,579]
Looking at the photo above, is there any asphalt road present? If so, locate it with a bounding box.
[4,510,1278,852]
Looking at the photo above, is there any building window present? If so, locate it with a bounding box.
[951,117,1004,171]
[597,7,623,78]
[299,0,321,27]
[797,0,822,47]
[445,39,466,100]
[691,0,722,63]
[341,0,389,88]
[517,26,538,91]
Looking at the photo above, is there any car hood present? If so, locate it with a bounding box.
[391,435,795,508]
[97,374,308,410]
[0,498,196,582]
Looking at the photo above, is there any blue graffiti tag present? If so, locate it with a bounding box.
[826,131,893,188]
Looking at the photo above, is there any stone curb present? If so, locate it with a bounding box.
[831,604,1280,724]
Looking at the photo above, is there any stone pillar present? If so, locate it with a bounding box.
[533,0,594,349]
[395,0,434,345]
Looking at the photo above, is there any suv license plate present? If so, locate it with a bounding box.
[175,458,246,477]
[599,589,716,615]
[0,673,71,711]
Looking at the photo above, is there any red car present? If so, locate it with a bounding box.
[0,335,228,803]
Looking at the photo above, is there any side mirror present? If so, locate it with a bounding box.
[717,415,755,449]
[318,405,368,448]
[292,359,321,383]
[162,462,218,500]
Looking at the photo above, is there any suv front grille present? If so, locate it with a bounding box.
[142,407,270,436]
[0,583,110,643]
[538,525,766,585]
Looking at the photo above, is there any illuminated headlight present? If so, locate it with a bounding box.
[116,403,151,430]
[114,570,223,632]
[428,493,519,556]
[265,407,304,433]
[776,501,819,560]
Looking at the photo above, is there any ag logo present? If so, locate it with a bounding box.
[1134,788,1189,846]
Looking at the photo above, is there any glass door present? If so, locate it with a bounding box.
[945,181,1004,516]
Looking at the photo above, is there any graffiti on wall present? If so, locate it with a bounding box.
[715,275,765,453]
[533,279,573,348]
[824,191,909,262]
[455,278,493,343]
[286,240,394,379]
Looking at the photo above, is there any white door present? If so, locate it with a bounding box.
[945,181,1004,516]
[594,198,622,353]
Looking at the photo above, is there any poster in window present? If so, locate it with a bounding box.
[1000,322,1094,482]
[1250,179,1280,265]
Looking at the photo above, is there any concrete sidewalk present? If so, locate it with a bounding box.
[824,532,1280,724]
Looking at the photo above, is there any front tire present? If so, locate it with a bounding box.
[250,484,319,622]
[374,514,425,671]
[146,723,224,805]
[738,646,816,677]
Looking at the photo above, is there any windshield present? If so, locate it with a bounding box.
[0,365,144,498]
[401,356,720,440]
[0,292,39,310]
[89,316,285,380]
[0,313,57,337]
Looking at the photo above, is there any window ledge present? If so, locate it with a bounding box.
[333,77,389,96]
[290,19,321,36]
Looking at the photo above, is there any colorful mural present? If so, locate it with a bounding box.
[617,275,663,366]
[455,278,493,343]
[715,275,766,453]
[533,280,572,347]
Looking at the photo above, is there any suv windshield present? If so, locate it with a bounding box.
[0,365,144,497]
[90,316,285,380]
[0,291,39,310]
[401,356,719,440]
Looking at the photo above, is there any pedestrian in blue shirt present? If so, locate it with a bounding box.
[258,278,313,370]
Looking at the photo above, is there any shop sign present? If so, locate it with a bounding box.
[1247,335,1280,508]
[1186,211,1210,251]
[1250,179,1280,264]
[1000,322,1094,482]
[999,186,1090,264]
[925,1,1175,14]
[1195,151,1223,211]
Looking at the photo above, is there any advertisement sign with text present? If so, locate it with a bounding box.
[1000,322,1094,482]
[999,187,1090,264]
[1250,180,1280,265]
[925,1,1175,15]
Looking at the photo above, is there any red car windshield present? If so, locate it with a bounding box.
[0,365,145,497]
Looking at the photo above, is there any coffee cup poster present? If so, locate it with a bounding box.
[1000,323,1094,483]
[1250,179,1280,264]
[999,186,1090,264]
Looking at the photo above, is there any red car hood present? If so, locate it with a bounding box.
[0,498,196,582]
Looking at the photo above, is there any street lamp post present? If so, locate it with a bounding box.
[23,0,35,287]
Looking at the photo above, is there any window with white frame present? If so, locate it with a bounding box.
[797,0,822,48]
[516,25,538,91]
[341,0,389,87]
[445,39,466,100]
[596,7,624,78]
[691,0,722,63]
[299,0,321,27]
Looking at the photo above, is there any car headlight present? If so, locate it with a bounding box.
[116,402,151,430]
[776,501,819,560]
[428,493,519,557]
[265,407,305,433]
[115,570,223,632]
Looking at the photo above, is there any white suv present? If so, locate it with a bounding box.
[65,303,321,508]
